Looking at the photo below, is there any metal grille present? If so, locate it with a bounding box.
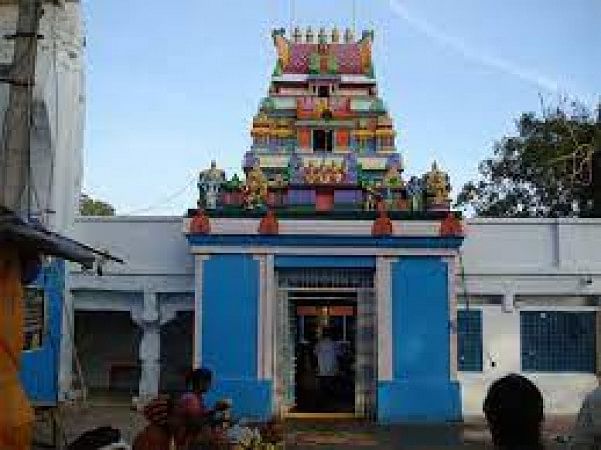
[457,310,483,372]
[277,268,374,289]
[355,288,377,419]
[275,289,297,415]
[23,288,45,351]
[521,311,596,373]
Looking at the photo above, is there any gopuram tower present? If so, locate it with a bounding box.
[187,28,463,423]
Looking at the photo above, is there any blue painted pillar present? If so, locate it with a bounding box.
[378,257,461,422]
[200,255,272,420]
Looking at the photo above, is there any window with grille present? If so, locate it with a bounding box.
[23,288,45,351]
[521,311,596,373]
[457,309,483,372]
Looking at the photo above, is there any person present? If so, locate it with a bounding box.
[570,383,601,449]
[132,395,176,450]
[483,374,545,450]
[314,328,341,377]
[174,367,231,448]
[133,367,229,450]
[314,328,341,401]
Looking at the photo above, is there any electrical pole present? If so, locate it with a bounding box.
[0,0,43,217]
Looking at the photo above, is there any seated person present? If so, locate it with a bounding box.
[134,367,230,450]
[175,367,230,446]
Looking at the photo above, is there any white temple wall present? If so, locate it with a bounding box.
[65,217,601,415]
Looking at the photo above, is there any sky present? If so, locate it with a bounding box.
[81,0,600,215]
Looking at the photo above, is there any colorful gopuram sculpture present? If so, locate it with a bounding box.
[195,28,452,216]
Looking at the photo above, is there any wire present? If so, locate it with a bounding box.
[119,174,197,215]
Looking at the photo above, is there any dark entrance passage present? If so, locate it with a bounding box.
[74,310,141,400]
[159,311,194,394]
[291,292,356,414]
[276,267,377,419]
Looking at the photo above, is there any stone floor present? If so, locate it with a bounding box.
[32,401,577,449]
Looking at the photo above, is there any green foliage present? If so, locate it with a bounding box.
[79,194,115,216]
[456,101,601,217]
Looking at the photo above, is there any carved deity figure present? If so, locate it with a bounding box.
[424,161,451,206]
[244,163,268,209]
[333,161,345,184]
[383,163,404,188]
[198,160,226,210]
[304,161,318,184]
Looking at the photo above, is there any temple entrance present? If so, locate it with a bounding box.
[293,293,357,413]
[275,268,377,419]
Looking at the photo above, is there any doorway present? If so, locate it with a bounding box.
[293,292,356,413]
[275,268,377,419]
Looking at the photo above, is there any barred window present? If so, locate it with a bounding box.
[457,309,483,372]
[521,311,596,373]
[23,288,45,351]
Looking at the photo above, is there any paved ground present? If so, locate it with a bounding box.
[32,401,576,449]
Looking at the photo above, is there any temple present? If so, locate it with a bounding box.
[186,28,463,422]
[196,27,451,217]
[58,26,601,426]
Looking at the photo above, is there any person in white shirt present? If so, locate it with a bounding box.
[314,328,341,377]
[313,328,342,403]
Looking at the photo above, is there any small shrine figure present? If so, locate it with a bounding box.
[244,162,268,209]
[333,161,345,184]
[198,160,226,210]
[383,162,404,188]
[423,161,451,210]
[305,161,318,184]
[406,176,423,212]
[364,189,377,211]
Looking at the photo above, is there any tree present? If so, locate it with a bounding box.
[456,101,601,217]
[79,194,115,216]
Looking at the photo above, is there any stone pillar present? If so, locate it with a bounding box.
[193,256,208,368]
[376,256,393,381]
[135,289,160,401]
[255,254,275,380]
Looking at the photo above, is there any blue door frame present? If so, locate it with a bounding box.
[19,259,63,406]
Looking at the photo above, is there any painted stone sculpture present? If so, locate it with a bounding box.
[244,163,268,209]
[198,161,225,210]
[424,162,451,210]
